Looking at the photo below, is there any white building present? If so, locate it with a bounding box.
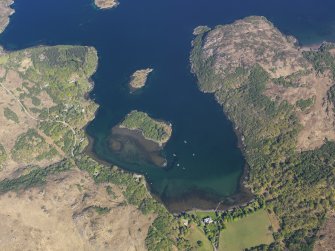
[203,217,213,224]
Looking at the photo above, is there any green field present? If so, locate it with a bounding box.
[186,224,213,251]
[219,209,273,251]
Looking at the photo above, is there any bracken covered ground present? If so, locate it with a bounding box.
[0,169,154,251]
[195,16,335,151]
[0,45,159,251]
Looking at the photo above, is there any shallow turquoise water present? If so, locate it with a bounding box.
[1,0,335,209]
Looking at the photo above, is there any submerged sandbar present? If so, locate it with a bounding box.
[109,111,172,168]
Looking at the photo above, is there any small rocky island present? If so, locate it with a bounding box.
[129,68,153,92]
[94,0,119,9]
[110,111,172,167]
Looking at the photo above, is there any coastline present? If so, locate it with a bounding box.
[300,41,324,51]
[79,33,252,215]
[118,125,169,147]
[110,126,168,167]
[84,131,169,206]
[163,112,254,213]
[84,79,253,213]
[85,121,254,212]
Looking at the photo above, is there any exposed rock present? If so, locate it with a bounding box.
[94,0,119,10]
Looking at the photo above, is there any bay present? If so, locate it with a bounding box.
[1,0,335,210]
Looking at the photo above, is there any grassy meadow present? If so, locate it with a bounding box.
[219,209,273,251]
[185,224,213,251]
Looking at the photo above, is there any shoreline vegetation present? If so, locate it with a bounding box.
[191,15,335,250]
[129,68,153,92]
[94,0,119,9]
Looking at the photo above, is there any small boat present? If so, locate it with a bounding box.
[192,153,195,156]
[177,163,180,167]
[173,153,177,157]
[184,140,188,144]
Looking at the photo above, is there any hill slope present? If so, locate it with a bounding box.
[0,45,179,251]
[191,16,335,250]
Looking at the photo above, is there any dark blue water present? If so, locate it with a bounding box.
[2,0,335,209]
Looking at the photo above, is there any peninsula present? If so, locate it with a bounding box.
[94,0,119,9]
[191,15,335,250]
[129,68,153,92]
